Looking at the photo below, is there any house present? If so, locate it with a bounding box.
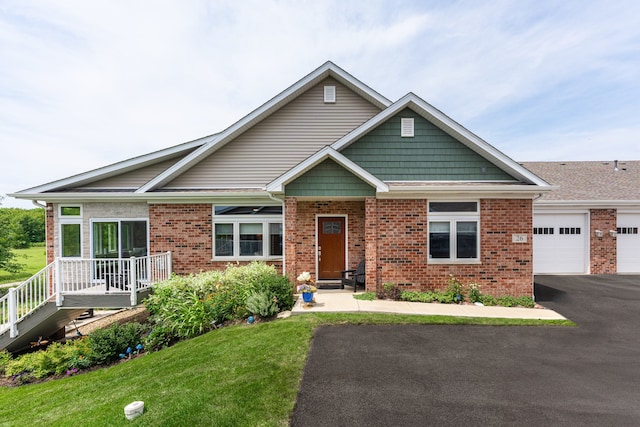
[523,161,640,275]
[12,61,555,297]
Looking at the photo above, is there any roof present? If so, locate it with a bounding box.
[522,161,640,204]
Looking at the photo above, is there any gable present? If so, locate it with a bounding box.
[340,108,517,181]
[69,157,187,190]
[162,77,381,189]
[285,158,376,197]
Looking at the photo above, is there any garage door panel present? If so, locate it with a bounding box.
[533,213,588,274]
[617,214,640,273]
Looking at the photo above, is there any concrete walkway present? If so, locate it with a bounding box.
[291,290,567,320]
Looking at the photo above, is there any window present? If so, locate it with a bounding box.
[617,227,639,235]
[533,227,554,235]
[559,227,581,235]
[61,224,81,257]
[401,118,414,137]
[212,206,283,259]
[428,202,479,263]
[59,205,82,258]
[324,85,336,103]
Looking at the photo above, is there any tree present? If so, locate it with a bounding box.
[0,215,23,273]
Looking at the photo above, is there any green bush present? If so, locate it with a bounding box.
[88,322,146,365]
[0,350,11,374]
[246,291,279,317]
[144,262,294,341]
[480,294,497,306]
[5,343,70,380]
[143,326,175,352]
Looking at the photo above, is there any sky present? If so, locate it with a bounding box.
[1,0,639,208]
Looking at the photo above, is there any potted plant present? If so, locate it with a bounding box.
[297,272,317,303]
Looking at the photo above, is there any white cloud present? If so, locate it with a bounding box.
[1,0,640,208]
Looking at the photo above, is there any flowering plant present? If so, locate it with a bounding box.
[296,271,317,293]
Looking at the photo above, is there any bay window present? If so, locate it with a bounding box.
[428,201,479,263]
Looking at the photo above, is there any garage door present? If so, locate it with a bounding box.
[617,213,640,273]
[533,213,588,274]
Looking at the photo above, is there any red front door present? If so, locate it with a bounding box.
[317,217,346,280]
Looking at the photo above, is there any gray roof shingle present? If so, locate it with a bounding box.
[521,161,640,201]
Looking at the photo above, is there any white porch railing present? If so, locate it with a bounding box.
[0,252,171,338]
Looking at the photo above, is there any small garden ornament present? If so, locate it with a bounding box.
[297,272,317,306]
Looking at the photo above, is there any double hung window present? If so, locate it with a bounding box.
[213,206,283,259]
[428,201,480,263]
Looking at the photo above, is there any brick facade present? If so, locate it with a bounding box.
[589,208,617,274]
[284,199,366,281]
[149,204,282,275]
[284,197,534,297]
[374,198,533,296]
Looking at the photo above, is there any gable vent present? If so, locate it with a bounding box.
[401,118,414,137]
[324,85,336,103]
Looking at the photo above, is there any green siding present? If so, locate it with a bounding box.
[340,108,517,181]
[285,159,376,197]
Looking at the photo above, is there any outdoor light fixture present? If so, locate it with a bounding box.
[594,230,603,238]
[609,230,617,237]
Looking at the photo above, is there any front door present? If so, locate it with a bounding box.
[317,217,346,280]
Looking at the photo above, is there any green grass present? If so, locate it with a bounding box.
[0,244,46,285]
[0,313,573,426]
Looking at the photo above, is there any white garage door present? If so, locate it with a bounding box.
[533,213,588,274]
[617,213,640,273]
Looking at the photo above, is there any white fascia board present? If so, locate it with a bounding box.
[383,183,552,199]
[265,147,388,193]
[138,62,392,193]
[14,137,211,195]
[9,190,276,205]
[533,199,640,209]
[332,93,551,188]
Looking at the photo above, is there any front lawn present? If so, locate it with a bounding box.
[0,313,572,426]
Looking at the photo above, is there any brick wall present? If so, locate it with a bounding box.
[46,203,54,264]
[589,209,617,274]
[375,198,533,296]
[284,198,365,281]
[149,204,282,275]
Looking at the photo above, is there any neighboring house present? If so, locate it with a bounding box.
[12,61,554,297]
[523,161,640,275]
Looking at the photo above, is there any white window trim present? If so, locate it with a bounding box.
[401,117,414,137]
[89,218,150,259]
[212,214,283,261]
[428,201,480,264]
[59,204,83,258]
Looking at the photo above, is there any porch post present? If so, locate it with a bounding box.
[55,258,63,306]
[129,257,137,306]
[167,251,172,277]
[8,288,17,338]
[364,197,378,293]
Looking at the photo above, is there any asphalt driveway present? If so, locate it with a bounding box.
[290,275,640,426]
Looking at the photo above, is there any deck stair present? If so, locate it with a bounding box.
[0,252,171,353]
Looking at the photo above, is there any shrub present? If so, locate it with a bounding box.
[246,291,279,317]
[144,262,294,341]
[401,291,437,303]
[446,275,465,303]
[379,282,401,300]
[480,294,497,306]
[0,350,12,375]
[468,283,482,303]
[88,322,146,365]
[143,326,175,352]
[5,343,69,380]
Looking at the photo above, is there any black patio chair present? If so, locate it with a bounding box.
[341,260,365,292]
